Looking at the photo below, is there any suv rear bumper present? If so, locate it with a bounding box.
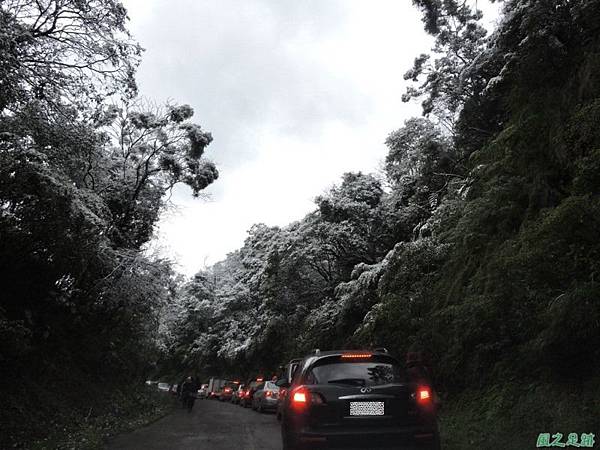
[286,425,439,449]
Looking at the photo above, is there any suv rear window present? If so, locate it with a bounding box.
[307,358,406,386]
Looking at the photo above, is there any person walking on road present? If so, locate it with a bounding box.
[181,376,198,413]
[176,377,186,407]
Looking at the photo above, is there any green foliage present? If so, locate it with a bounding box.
[440,380,600,450]
[0,1,217,447]
[97,100,218,247]
[406,0,489,125]
[534,283,600,374]
[0,0,141,111]
[4,381,173,450]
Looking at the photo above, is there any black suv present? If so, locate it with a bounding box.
[279,350,440,450]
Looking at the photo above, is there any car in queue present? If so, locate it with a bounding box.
[276,358,302,420]
[231,383,246,404]
[279,349,440,450]
[207,377,228,399]
[240,378,264,408]
[197,383,209,399]
[252,381,280,413]
[157,382,171,392]
[219,382,238,402]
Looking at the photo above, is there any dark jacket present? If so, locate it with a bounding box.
[181,379,197,397]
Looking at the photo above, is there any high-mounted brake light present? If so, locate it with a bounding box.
[341,353,372,359]
[257,377,264,382]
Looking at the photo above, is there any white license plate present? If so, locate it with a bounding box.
[349,401,385,416]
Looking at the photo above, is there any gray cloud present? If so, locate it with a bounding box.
[127,0,370,179]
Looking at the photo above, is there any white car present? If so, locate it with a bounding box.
[197,383,209,398]
[157,382,171,392]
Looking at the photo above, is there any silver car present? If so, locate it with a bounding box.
[251,381,280,413]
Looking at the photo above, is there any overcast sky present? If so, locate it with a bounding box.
[123,0,498,276]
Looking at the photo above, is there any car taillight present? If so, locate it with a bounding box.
[292,389,307,406]
[224,388,231,393]
[417,386,432,404]
[290,387,324,410]
[265,390,272,397]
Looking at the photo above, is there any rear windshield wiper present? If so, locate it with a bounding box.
[327,378,366,386]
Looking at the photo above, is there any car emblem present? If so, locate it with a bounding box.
[360,387,372,393]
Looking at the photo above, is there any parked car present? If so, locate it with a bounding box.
[197,383,209,399]
[157,382,170,392]
[231,383,246,404]
[252,381,280,413]
[279,349,440,450]
[240,378,263,408]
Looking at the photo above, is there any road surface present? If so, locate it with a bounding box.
[106,398,281,450]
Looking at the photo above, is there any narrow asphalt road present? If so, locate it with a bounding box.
[106,398,281,450]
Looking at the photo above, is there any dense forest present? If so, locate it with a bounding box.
[0,0,217,446]
[1,0,599,449]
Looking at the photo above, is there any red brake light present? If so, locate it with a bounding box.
[256,377,264,382]
[224,388,231,393]
[292,390,307,404]
[417,386,432,404]
[340,353,372,359]
[290,387,324,410]
[265,390,272,397]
